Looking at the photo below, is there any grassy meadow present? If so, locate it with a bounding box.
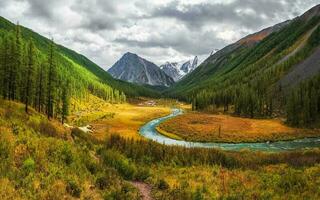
[69,95,172,141]
[158,112,320,143]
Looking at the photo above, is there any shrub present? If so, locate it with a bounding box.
[0,130,13,175]
[103,183,139,200]
[22,157,35,174]
[66,179,82,198]
[102,150,137,180]
[59,144,74,165]
[39,121,57,137]
[158,179,169,190]
[43,180,66,200]
[278,169,306,193]
[193,187,204,200]
[85,159,99,175]
[134,166,150,181]
[95,174,109,190]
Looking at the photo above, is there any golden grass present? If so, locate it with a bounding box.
[150,164,320,199]
[155,126,183,140]
[158,112,320,143]
[69,95,172,141]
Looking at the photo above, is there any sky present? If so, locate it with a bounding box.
[0,0,319,70]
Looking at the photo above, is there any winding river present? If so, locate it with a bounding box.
[139,109,320,151]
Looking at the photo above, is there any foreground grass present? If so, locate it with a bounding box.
[158,112,320,143]
[0,100,140,199]
[105,134,320,200]
[149,164,320,200]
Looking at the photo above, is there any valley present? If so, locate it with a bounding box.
[1,2,320,200]
[157,111,320,143]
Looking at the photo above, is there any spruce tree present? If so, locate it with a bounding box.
[24,40,35,113]
[36,62,46,112]
[46,39,57,119]
[10,23,22,100]
[61,81,70,124]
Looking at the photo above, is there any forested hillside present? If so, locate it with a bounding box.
[166,5,320,126]
[0,17,161,121]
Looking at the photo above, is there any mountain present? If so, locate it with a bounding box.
[166,18,293,95]
[108,52,174,86]
[166,4,320,125]
[160,56,199,81]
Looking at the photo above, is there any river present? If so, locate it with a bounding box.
[139,109,320,151]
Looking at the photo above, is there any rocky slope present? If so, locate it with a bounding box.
[108,52,174,86]
[160,56,199,81]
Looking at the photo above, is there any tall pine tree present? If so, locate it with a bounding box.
[24,40,35,113]
[46,39,57,119]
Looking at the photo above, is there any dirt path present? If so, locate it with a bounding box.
[131,181,153,200]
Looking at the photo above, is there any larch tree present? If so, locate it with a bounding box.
[61,80,70,124]
[46,39,57,119]
[24,40,35,113]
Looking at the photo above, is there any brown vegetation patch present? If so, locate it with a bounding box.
[158,112,320,143]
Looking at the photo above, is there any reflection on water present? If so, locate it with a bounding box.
[139,109,320,152]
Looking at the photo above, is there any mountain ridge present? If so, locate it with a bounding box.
[108,52,174,86]
[160,56,199,81]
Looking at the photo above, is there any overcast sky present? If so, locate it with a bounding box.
[0,0,319,69]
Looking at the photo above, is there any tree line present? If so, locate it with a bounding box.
[0,24,70,122]
[0,24,126,122]
[190,17,320,125]
[286,74,320,126]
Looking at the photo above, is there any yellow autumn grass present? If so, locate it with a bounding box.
[69,95,172,140]
[158,112,320,143]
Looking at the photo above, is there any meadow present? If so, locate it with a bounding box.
[1,99,320,200]
[69,95,172,140]
[158,112,320,143]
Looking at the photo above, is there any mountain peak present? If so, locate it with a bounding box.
[108,53,174,86]
[123,52,138,58]
[160,56,199,81]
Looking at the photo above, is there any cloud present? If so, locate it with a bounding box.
[150,0,311,30]
[0,0,319,69]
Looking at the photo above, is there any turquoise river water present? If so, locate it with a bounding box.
[139,109,320,151]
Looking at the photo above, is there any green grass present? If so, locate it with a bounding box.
[0,100,140,199]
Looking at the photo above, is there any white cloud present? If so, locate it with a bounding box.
[0,0,319,69]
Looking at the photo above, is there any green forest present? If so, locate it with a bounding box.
[167,16,320,127]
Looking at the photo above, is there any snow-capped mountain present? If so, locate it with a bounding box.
[108,52,174,86]
[160,56,199,81]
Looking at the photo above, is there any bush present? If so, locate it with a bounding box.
[102,150,137,180]
[134,166,150,181]
[278,169,306,192]
[39,121,57,137]
[86,159,99,175]
[193,187,204,200]
[158,179,169,190]
[22,157,35,174]
[66,179,82,198]
[103,183,139,200]
[0,130,13,175]
[59,144,74,165]
[95,174,109,190]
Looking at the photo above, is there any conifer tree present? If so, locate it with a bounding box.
[24,40,35,113]
[61,81,70,124]
[46,39,57,119]
[9,23,22,100]
[36,62,46,112]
